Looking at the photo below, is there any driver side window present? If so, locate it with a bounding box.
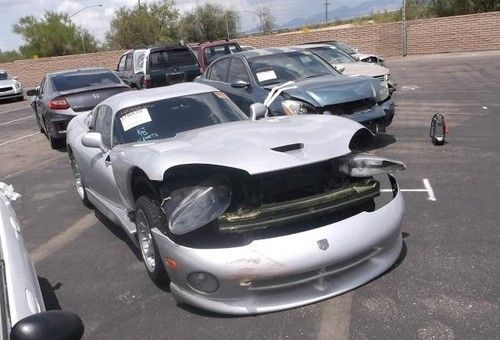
[93,106,113,149]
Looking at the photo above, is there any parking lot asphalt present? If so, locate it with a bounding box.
[1,50,498,339]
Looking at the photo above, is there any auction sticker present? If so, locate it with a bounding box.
[120,108,152,131]
[256,70,277,82]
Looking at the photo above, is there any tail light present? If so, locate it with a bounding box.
[48,98,70,110]
[142,74,152,88]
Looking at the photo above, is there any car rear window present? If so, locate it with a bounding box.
[51,72,122,91]
[204,44,241,65]
[149,49,197,71]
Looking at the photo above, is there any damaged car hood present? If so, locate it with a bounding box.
[337,62,389,78]
[111,115,368,180]
[277,75,377,107]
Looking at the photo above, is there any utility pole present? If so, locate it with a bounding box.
[324,0,330,22]
[402,0,407,56]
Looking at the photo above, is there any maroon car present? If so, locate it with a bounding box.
[192,40,243,72]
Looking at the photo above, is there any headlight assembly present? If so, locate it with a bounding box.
[14,82,20,89]
[166,175,232,235]
[375,80,390,102]
[281,100,317,115]
[338,153,406,177]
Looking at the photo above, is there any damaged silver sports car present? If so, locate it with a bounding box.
[66,83,405,315]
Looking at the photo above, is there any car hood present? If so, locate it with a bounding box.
[0,79,17,87]
[336,62,389,78]
[111,115,369,181]
[275,75,377,107]
[355,52,384,61]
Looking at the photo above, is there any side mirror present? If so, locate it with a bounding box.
[13,76,18,80]
[334,65,345,74]
[10,310,84,340]
[231,80,250,88]
[250,103,267,120]
[26,89,39,97]
[81,132,108,153]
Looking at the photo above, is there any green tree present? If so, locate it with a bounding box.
[255,7,275,33]
[13,11,97,58]
[105,0,180,49]
[0,50,22,63]
[179,3,239,42]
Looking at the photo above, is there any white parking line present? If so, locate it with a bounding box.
[0,132,39,147]
[0,105,30,116]
[0,115,32,126]
[381,178,436,201]
[31,213,96,263]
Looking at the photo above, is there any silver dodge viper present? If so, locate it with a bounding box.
[66,83,405,315]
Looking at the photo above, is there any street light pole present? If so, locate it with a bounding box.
[69,4,102,54]
[402,0,407,56]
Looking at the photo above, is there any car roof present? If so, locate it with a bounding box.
[102,82,218,113]
[196,40,240,48]
[236,47,309,59]
[290,44,337,50]
[121,45,189,56]
[47,67,112,77]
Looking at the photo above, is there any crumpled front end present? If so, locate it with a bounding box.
[151,153,405,314]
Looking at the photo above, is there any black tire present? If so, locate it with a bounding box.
[135,196,169,284]
[68,153,93,208]
[49,135,64,149]
[35,114,44,133]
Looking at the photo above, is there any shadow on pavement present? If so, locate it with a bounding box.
[38,276,62,310]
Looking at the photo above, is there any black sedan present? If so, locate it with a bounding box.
[28,68,130,149]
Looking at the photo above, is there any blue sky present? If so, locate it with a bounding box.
[0,0,399,51]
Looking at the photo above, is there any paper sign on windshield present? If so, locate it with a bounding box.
[120,108,152,131]
[256,70,277,82]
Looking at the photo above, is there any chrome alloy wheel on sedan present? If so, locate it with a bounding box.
[136,209,156,272]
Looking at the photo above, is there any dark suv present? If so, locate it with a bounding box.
[115,45,201,89]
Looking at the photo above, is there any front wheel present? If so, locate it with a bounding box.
[135,196,168,284]
[69,155,92,208]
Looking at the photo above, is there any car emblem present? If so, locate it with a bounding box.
[317,239,329,251]
[93,93,100,99]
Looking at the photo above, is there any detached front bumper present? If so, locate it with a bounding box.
[153,176,405,315]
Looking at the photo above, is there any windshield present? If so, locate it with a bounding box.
[247,51,335,86]
[113,92,248,145]
[52,71,121,91]
[0,72,10,80]
[149,49,198,71]
[309,46,356,64]
[333,42,357,55]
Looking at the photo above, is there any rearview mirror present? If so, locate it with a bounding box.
[26,89,39,97]
[81,132,108,153]
[250,103,267,120]
[10,310,84,340]
[231,80,250,88]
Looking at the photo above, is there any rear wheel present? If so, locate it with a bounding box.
[135,196,168,284]
[49,135,63,149]
[69,154,92,208]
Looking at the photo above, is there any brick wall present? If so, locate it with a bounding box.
[1,12,499,87]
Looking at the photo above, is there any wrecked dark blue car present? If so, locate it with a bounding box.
[195,47,395,132]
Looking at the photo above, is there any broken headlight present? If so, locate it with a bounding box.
[375,80,390,102]
[167,175,232,235]
[282,100,317,115]
[338,153,406,177]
